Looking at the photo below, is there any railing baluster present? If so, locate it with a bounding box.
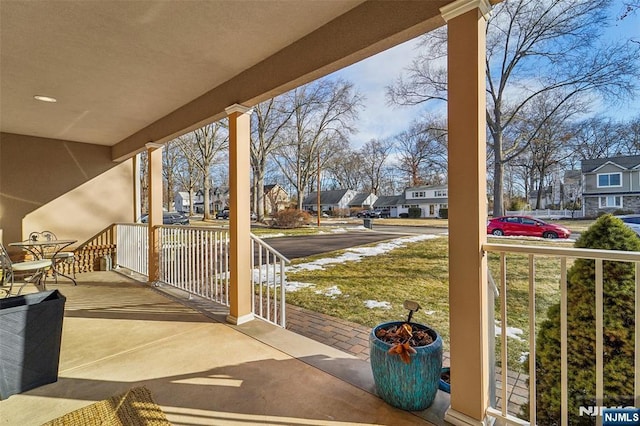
[595,259,603,426]
[500,252,508,418]
[528,254,536,426]
[636,261,640,408]
[561,257,568,426]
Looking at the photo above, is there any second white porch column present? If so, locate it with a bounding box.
[226,104,254,325]
[146,143,163,284]
[442,1,492,425]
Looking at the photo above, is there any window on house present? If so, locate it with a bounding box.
[435,190,447,197]
[597,173,622,187]
[411,191,425,198]
[599,196,622,208]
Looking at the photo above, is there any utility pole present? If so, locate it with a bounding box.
[316,151,321,227]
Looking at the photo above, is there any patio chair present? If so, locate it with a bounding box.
[0,244,52,297]
[28,231,76,284]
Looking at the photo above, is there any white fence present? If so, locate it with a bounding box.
[114,224,289,327]
[484,243,639,425]
[505,209,584,219]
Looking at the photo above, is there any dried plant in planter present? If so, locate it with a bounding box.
[376,322,435,363]
[374,301,434,364]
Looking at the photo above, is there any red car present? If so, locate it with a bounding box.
[487,216,570,239]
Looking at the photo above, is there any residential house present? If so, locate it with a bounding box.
[581,154,640,217]
[347,192,378,210]
[372,195,403,218]
[174,191,192,213]
[527,186,554,209]
[193,187,228,214]
[562,169,582,208]
[301,189,356,215]
[257,184,290,215]
[396,184,449,218]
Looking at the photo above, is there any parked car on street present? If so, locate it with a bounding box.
[356,210,382,218]
[140,211,190,225]
[487,215,570,239]
[216,209,229,219]
[616,214,640,237]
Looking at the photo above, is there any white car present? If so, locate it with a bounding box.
[617,214,640,237]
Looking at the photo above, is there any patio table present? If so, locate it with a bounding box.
[8,239,78,286]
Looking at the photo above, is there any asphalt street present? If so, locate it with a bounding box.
[264,230,413,260]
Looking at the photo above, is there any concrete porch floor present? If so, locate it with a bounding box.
[0,272,449,425]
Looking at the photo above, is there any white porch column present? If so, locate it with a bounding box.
[441,1,492,425]
[225,104,254,325]
[146,143,163,284]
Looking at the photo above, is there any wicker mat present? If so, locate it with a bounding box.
[43,386,171,426]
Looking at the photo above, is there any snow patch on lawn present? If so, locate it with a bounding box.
[364,300,392,309]
[285,281,315,292]
[288,234,438,273]
[494,322,524,341]
[315,285,342,298]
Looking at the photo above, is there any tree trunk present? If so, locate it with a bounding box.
[254,169,265,221]
[203,178,211,220]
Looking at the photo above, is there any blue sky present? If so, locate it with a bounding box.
[332,1,640,150]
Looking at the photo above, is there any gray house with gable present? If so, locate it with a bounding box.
[581,155,640,217]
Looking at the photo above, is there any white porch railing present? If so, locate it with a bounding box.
[251,232,290,327]
[159,226,230,306]
[484,243,639,426]
[114,224,290,327]
[115,223,148,276]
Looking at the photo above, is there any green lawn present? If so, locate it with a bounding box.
[284,235,574,372]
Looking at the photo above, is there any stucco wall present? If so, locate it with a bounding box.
[0,133,134,249]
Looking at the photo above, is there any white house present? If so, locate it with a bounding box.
[301,189,357,215]
[174,191,192,213]
[395,184,449,218]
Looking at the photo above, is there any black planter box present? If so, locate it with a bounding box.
[0,290,66,399]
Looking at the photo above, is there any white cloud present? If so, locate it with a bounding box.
[330,37,430,149]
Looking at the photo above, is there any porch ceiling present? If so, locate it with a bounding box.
[0,0,454,161]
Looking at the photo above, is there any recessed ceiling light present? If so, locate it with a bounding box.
[34,95,57,103]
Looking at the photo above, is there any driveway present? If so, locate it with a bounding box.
[264,230,411,260]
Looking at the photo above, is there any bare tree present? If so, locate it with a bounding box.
[179,122,229,220]
[275,78,362,209]
[393,118,447,186]
[162,140,182,211]
[173,135,203,216]
[566,117,625,164]
[325,147,366,191]
[360,139,393,195]
[388,0,640,216]
[617,116,640,155]
[516,93,580,208]
[250,98,294,221]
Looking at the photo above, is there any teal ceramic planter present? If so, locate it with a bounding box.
[369,321,443,411]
